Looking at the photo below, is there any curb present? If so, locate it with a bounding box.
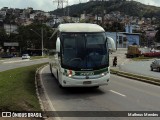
[35,64,60,120]
[110,69,160,86]
[35,64,51,120]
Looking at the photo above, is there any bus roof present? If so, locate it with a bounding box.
[58,23,105,33]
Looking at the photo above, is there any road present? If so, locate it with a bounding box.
[120,60,160,79]
[0,58,48,72]
[40,66,160,120]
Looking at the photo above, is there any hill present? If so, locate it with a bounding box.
[51,1,160,18]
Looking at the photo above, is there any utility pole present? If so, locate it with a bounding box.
[30,28,44,57]
[53,0,68,16]
[41,27,44,57]
[102,0,105,28]
[67,0,69,16]
[116,27,118,50]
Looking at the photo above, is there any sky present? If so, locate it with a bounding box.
[0,0,160,12]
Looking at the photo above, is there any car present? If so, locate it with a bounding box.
[22,54,30,59]
[150,59,160,72]
[1,54,14,58]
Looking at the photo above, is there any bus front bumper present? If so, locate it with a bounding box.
[61,74,110,87]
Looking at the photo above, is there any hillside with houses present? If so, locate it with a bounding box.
[0,0,160,56]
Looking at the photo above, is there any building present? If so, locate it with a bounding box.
[0,10,6,17]
[4,24,18,34]
[106,32,140,48]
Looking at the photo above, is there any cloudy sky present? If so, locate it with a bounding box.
[0,0,160,12]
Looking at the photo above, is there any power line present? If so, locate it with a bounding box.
[53,0,68,16]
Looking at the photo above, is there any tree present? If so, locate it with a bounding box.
[17,23,54,51]
[155,26,160,43]
[104,21,125,32]
[0,28,8,46]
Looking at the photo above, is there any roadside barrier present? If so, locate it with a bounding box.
[110,69,160,86]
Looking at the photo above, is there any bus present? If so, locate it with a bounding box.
[49,23,115,88]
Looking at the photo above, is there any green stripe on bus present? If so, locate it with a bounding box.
[75,67,108,76]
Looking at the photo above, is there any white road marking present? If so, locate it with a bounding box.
[109,90,126,97]
[40,66,61,120]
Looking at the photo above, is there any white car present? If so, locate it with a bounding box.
[22,54,30,59]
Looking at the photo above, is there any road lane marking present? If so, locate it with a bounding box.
[109,90,126,97]
[40,66,61,120]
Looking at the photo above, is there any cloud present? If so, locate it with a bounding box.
[0,0,55,11]
[134,0,160,6]
[0,0,160,12]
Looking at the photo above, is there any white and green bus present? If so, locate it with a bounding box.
[49,23,115,88]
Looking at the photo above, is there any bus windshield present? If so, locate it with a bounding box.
[61,32,109,70]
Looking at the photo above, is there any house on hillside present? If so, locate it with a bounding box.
[4,24,18,34]
[145,30,157,47]
[0,10,6,18]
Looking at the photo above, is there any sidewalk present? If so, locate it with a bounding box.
[109,48,131,70]
[109,49,160,86]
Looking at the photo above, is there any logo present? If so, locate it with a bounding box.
[80,72,94,76]
[2,112,12,117]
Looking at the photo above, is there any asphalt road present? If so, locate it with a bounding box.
[40,66,160,120]
[0,58,48,72]
[120,60,160,79]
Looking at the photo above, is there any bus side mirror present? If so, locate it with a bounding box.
[107,37,116,52]
[56,37,60,53]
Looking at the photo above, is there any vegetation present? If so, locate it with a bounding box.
[155,26,160,43]
[30,56,48,60]
[51,1,160,18]
[110,69,160,86]
[0,63,47,111]
[17,23,55,51]
[104,21,125,32]
[0,23,56,54]
[131,56,155,61]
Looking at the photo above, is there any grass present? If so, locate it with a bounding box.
[0,58,8,60]
[30,56,48,60]
[0,63,47,111]
[110,69,160,85]
[132,56,155,61]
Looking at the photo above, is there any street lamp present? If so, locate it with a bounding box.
[115,26,118,50]
[30,27,44,56]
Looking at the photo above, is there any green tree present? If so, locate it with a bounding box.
[155,27,160,43]
[17,23,54,51]
[0,28,8,46]
[104,21,125,32]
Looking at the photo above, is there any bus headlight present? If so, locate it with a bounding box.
[101,72,108,76]
[102,73,105,76]
[68,74,72,77]
[67,70,73,77]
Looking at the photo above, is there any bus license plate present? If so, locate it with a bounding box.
[83,81,92,85]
